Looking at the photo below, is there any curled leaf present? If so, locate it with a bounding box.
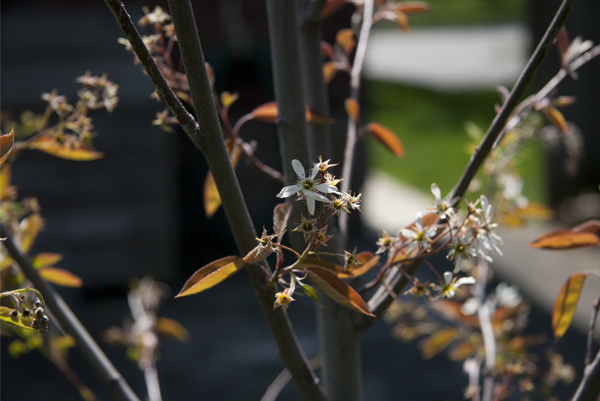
[335,29,356,55]
[552,273,586,342]
[344,98,360,123]
[176,256,247,297]
[0,128,15,165]
[273,203,292,241]
[366,122,404,158]
[39,267,83,287]
[306,266,374,316]
[29,136,103,161]
[543,106,568,134]
[155,317,190,342]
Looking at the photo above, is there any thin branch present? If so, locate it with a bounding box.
[572,345,600,401]
[103,0,200,147]
[0,224,140,401]
[586,294,600,366]
[340,0,374,238]
[165,1,325,400]
[449,0,578,202]
[365,0,579,324]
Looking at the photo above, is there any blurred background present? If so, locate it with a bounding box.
[1,0,599,399]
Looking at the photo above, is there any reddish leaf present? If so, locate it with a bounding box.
[306,107,335,125]
[366,122,404,158]
[155,317,190,342]
[0,128,15,165]
[344,252,380,277]
[176,256,247,297]
[345,98,360,122]
[306,266,374,316]
[394,1,430,15]
[552,273,587,342]
[529,230,599,250]
[572,219,600,235]
[419,327,460,359]
[250,102,278,123]
[336,29,356,55]
[323,61,338,84]
[273,203,292,240]
[39,267,83,287]
[321,0,348,19]
[32,253,64,269]
[29,136,103,161]
[300,257,347,276]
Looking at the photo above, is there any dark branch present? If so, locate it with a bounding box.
[0,224,141,401]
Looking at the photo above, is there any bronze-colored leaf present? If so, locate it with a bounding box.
[0,128,15,165]
[366,122,404,158]
[396,11,409,33]
[39,267,83,287]
[344,252,380,277]
[29,136,103,161]
[250,102,278,123]
[306,107,335,125]
[32,252,64,269]
[395,1,430,15]
[155,317,190,342]
[305,266,374,316]
[20,214,43,253]
[323,61,338,84]
[335,29,356,55]
[552,273,587,342]
[273,203,292,241]
[543,106,568,134]
[529,230,599,249]
[176,256,247,297]
[345,98,360,123]
[419,327,460,359]
[299,257,346,276]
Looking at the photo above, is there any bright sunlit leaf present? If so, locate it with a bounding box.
[155,317,190,342]
[552,272,587,342]
[176,256,247,297]
[0,128,15,165]
[0,306,35,332]
[336,29,356,55]
[251,102,279,123]
[344,252,380,277]
[305,266,374,316]
[39,267,83,287]
[203,141,242,218]
[419,327,460,359]
[366,122,404,158]
[29,136,103,161]
[32,252,64,269]
[220,91,239,109]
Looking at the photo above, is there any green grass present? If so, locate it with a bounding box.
[365,81,547,203]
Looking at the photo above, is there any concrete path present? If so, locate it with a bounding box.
[364,24,530,91]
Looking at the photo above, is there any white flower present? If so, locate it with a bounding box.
[494,282,522,308]
[476,195,503,257]
[277,159,337,215]
[430,271,476,300]
[446,234,478,273]
[401,212,437,254]
[430,183,456,220]
[375,229,399,254]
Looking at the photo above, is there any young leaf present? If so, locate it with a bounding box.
[419,327,460,359]
[299,282,320,306]
[176,256,247,297]
[323,61,338,84]
[0,306,35,332]
[29,136,103,161]
[32,252,64,269]
[335,29,356,55]
[299,257,347,276]
[543,106,568,134]
[306,107,335,125]
[529,230,599,249]
[0,128,15,165]
[220,91,239,109]
[273,203,292,241]
[250,102,279,123]
[395,1,430,15]
[344,252,380,278]
[155,317,190,342]
[305,266,374,316]
[366,123,404,158]
[204,141,242,218]
[344,98,360,123]
[19,213,43,253]
[552,272,587,342]
[39,267,83,287]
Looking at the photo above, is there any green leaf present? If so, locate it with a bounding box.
[0,306,35,332]
[299,282,320,306]
[305,266,374,316]
[552,272,587,342]
[176,256,247,297]
[32,252,64,268]
[39,267,83,287]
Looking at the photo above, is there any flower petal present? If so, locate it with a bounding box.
[314,182,339,194]
[443,271,453,285]
[291,159,305,180]
[305,190,331,203]
[431,183,441,202]
[277,184,301,198]
[455,276,477,287]
[307,197,316,215]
